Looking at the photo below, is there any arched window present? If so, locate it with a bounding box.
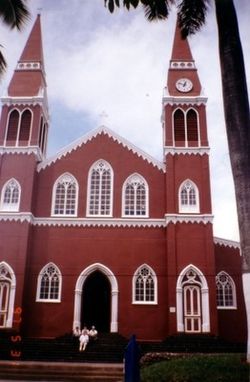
[186,109,198,146]
[173,108,200,147]
[6,110,19,146]
[36,263,62,302]
[122,174,148,217]
[87,160,113,216]
[0,262,16,328]
[52,173,78,216]
[216,271,237,308]
[19,109,32,145]
[0,178,21,212]
[179,179,199,213]
[176,264,210,333]
[38,117,47,154]
[174,109,185,146]
[133,265,157,304]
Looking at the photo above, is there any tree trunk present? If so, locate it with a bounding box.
[215,0,250,361]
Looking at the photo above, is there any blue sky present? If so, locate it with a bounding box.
[0,0,249,241]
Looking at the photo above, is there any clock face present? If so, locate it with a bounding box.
[176,78,193,92]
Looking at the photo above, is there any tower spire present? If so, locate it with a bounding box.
[167,19,201,96]
[8,14,46,97]
[170,21,193,62]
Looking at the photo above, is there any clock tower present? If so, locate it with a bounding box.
[163,21,218,335]
[0,15,48,331]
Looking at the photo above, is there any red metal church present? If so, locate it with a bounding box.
[0,15,246,343]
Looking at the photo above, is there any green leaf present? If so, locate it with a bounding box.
[0,0,30,30]
[177,0,211,37]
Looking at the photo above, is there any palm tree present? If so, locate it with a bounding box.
[105,0,250,361]
[0,0,30,74]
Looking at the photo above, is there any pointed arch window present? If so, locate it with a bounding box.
[187,109,198,146]
[6,110,19,146]
[122,174,148,217]
[5,108,32,147]
[133,265,157,304]
[36,263,62,302]
[174,109,185,145]
[0,178,21,212]
[87,160,113,216]
[19,109,32,145]
[216,271,237,309]
[173,108,200,147]
[0,262,16,328]
[179,179,199,213]
[52,173,78,216]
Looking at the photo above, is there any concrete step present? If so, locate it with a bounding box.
[0,361,124,381]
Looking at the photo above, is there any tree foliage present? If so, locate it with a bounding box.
[0,0,30,74]
[104,0,210,36]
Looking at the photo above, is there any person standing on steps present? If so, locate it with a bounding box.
[79,327,89,351]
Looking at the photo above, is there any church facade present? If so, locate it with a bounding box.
[0,16,246,343]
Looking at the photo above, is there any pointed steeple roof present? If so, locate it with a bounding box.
[8,14,46,97]
[167,19,201,96]
[19,14,44,63]
[170,21,193,62]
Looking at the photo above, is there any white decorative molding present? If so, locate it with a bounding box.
[214,237,240,249]
[2,95,44,106]
[164,146,210,156]
[17,62,41,70]
[165,213,213,225]
[0,212,33,223]
[33,217,166,228]
[0,146,43,161]
[37,125,165,173]
[0,213,216,228]
[162,87,207,105]
[170,60,196,70]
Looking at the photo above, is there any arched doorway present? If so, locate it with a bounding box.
[81,271,111,332]
[73,263,118,333]
[176,264,210,333]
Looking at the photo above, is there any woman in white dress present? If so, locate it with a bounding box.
[79,328,89,351]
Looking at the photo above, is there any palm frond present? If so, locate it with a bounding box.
[0,0,30,30]
[141,0,174,21]
[177,0,210,37]
[0,46,7,74]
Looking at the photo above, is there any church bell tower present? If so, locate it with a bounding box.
[0,15,48,331]
[163,21,218,336]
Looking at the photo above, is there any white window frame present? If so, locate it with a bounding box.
[51,173,78,217]
[178,179,200,213]
[0,262,16,328]
[216,271,237,309]
[0,178,21,212]
[86,159,113,217]
[36,262,62,303]
[122,173,149,218]
[132,264,157,305]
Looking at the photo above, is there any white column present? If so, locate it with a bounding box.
[201,288,210,332]
[243,273,250,362]
[110,290,118,332]
[73,289,82,330]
